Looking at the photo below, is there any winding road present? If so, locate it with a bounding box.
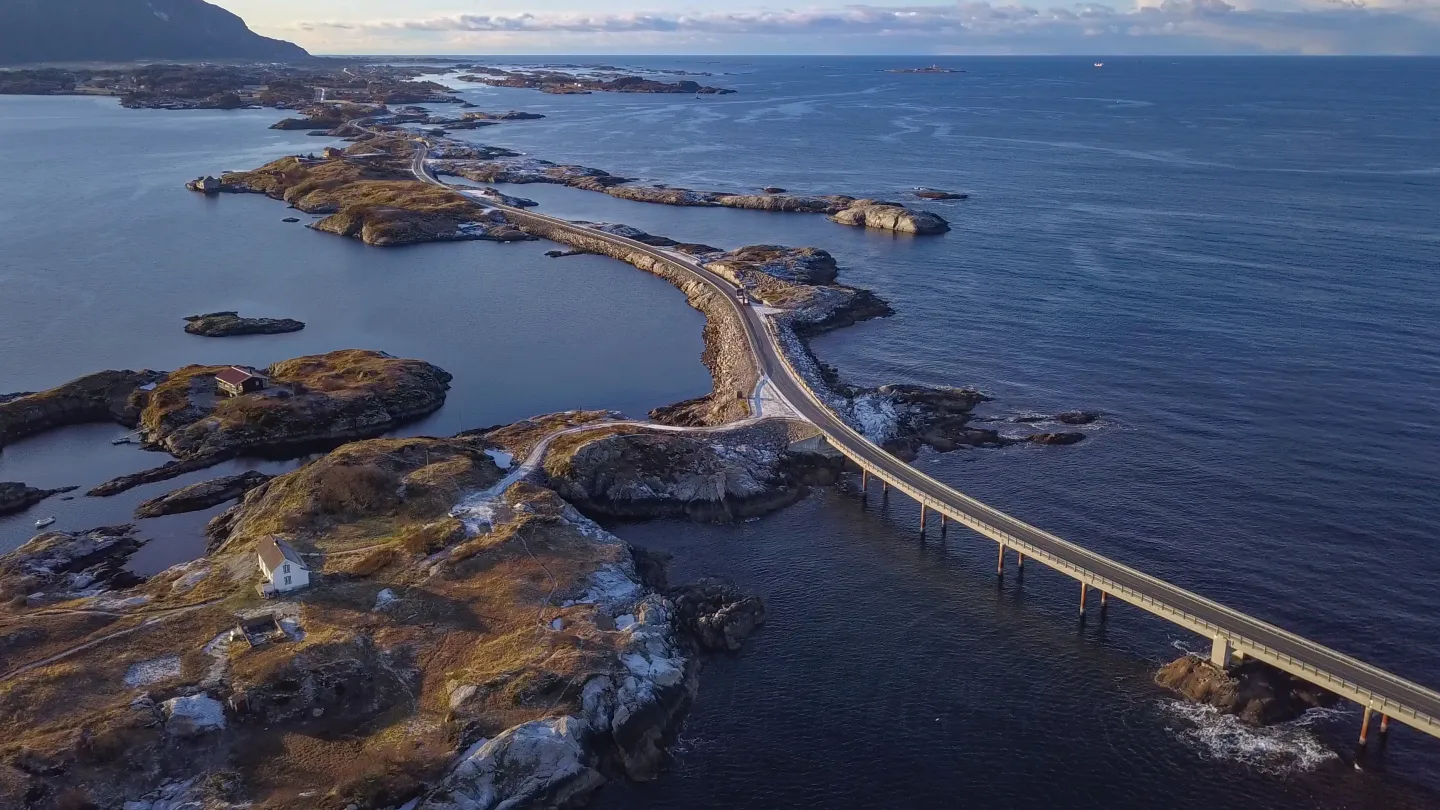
[410,142,1440,741]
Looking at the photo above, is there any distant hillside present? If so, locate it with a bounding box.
[0,0,309,65]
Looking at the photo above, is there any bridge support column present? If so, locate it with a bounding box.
[1209,636,1233,669]
[997,543,1006,577]
[940,514,948,536]
[1017,553,1024,573]
[1079,583,1088,616]
[1381,714,1390,737]
[1100,591,1109,616]
[861,469,868,491]
[920,505,928,534]
[1359,707,1374,747]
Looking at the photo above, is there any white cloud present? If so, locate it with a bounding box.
[287,1,1440,54]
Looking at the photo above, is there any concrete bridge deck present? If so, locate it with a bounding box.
[410,143,1440,745]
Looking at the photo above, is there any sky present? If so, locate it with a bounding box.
[214,0,1440,55]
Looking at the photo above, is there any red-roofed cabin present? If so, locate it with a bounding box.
[216,366,268,397]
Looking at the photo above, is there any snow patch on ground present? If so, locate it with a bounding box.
[485,448,514,469]
[162,693,227,734]
[123,655,182,688]
[374,588,399,610]
[168,562,210,592]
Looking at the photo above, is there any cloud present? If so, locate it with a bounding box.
[290,1,1440,54]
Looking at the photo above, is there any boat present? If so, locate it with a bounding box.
[1094,62,1104,68]
[35,517,56,529]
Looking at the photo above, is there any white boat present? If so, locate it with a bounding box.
[35,517,56,529]
[1094,62,1104,68]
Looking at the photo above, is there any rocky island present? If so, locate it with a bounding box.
[183,312,306,338]
[458,68,735,95]
[0,430,765,809]
[0,482,77,517]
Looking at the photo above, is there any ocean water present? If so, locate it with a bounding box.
[3,56,1440,806]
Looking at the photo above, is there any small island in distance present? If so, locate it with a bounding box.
[887,65,964,74]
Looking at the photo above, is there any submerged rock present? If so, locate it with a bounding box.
[1028,432,1086,446]
[1156,654,1339,725]
[183,311,306,337]
[133,471,273,518]
[1057,410,1101,425]
[913,188,968,200]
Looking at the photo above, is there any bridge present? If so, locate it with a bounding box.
[408,143,1440,750]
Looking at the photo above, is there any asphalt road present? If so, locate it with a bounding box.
[411,143,1440,733]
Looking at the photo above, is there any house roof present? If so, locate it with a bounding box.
[258,537,305,573]
[216,366,262,386]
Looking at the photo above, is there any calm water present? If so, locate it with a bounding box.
[4,57,1440,806]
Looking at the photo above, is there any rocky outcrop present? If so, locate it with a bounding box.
[543,422,809,521]
[702,244,839,285]
[1057,410,1101,425]
[133,471,272,518]
[0,369,164,451]
[139,350,452,459]
[473,187,539,208]
[1156,654,1340,725]
[421,717,605,810]
[829,200,950,234]
[0,482,76,516]
[0,525,146,603]
[669,578,766,652]
[88,453,232,497]
[183,311,305,337]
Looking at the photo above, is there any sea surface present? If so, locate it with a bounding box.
[3,57,1439,807]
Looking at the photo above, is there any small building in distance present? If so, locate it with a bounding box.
[216,366,268,397]
[257,537,310,596]
[322,146,345,160]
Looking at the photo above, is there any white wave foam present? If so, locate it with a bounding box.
[1160,699,1340,774]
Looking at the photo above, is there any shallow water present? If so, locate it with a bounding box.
[2,57,1439,806]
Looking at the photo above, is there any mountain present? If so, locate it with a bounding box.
[0,0,309,65]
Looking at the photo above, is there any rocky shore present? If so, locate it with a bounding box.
[0,369,164,452]
[183,311,305,337]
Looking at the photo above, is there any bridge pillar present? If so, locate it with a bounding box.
[1017,553,1024,572]
[1381,714,1390,737]
[920,504,928,534]
[1209,636,1233,669]
[1079,583,1088,616]
[997,543,1006,577]
[861,469,868,491]
[1359,707,1374,746]
[940,514,948,535]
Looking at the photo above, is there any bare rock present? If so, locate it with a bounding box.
[183,311,306,337]
[133,471,273,518]
[669,578,766,652]
[1156,654,1340,725]
[419,717,604,810]
[0,482,77,516]
[1057,410,1100,425]
[829,200,950,234]
[0,525,146,602]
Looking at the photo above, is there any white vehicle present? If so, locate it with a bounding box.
[737,289,749,305]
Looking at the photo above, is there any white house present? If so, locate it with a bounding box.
[257,538,310,596]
